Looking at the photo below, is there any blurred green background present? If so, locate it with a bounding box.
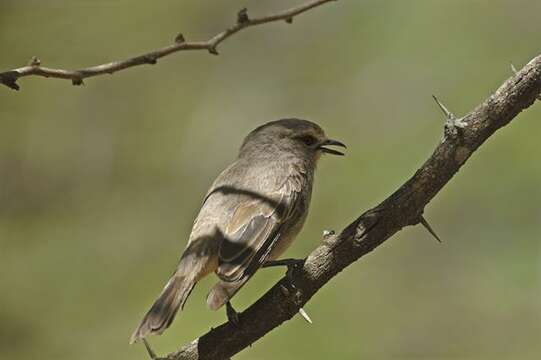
[1,0,540,359]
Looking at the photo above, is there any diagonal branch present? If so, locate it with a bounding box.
[0,0,336,91]
[156,55,541,360]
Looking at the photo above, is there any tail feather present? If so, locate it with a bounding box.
[130,275,195,344]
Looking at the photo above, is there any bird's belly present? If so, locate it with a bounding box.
[268,219,304,260]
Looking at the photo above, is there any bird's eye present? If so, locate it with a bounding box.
[297,135,317,146]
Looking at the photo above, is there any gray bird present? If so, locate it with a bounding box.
[130,118,345,344]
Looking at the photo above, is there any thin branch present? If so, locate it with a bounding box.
[0,0,336,91]
[157,55,541,360]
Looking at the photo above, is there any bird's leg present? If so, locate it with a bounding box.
[142,338,157,360]
[226,301,240,326]
[262,258,304,282]
[262,258,304,269]
[263,258,313,324]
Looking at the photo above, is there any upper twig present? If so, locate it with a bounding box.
[0,0,336,91]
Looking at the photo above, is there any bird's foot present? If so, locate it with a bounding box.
[226,301,240,326]
[264,259,313,324]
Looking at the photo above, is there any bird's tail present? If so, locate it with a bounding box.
[130,274,195,344]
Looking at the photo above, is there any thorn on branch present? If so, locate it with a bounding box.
[29,56,41,67]
[419,216,442,243]
[510,62,518,75]
[432,95,455,120]
[175,33,186,44]
[285,17,293,24]
[208,46,219,55]
[298,308,313,324]
[433,95,467,137]
[237,8,250,24]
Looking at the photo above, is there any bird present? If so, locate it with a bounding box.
[130,118,345,345]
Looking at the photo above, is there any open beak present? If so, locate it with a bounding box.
[318,139,347,156]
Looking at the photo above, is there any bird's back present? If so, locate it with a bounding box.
[188,156,310,246]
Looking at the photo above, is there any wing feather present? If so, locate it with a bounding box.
[216,181,299,283]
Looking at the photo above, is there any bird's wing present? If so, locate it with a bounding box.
[215,179,300,283]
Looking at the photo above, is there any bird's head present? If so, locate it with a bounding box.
[239,118,346,162]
